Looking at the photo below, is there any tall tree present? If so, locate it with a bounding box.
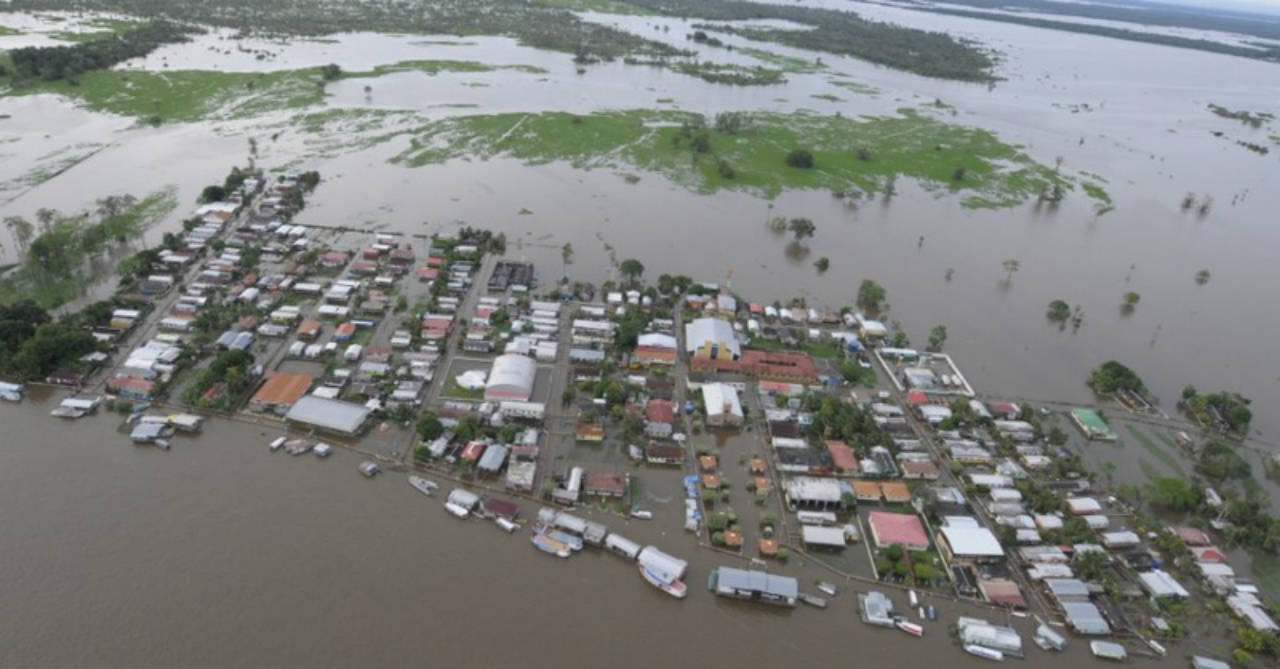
[1002,258,1020,284]
[4,216,34,255]
[619,258,645,283]
[789,217,816,241]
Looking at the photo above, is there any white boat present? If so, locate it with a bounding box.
[817,582,837,597]
[639,563,688,599]
[313,443,333,457]
[0,389,21,402]
[918,606,926,619]
[630,509,653,520]
[896,620,924,637]
[1147,639,1166,656]
[444,502,470,518]
[1091,641,1127,662]
[269,437,286,452]
[358,461,380,477]
[495,517,518,533]
[408,475,439,496]
[798,593,828,608]
[908,590,918,608]
[964,644,1004,662]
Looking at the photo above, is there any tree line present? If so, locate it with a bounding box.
[8,20,199,83]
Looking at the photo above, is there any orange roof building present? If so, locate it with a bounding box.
[853,480,882,502]
[249,372,315,413]
[880,481,912,503]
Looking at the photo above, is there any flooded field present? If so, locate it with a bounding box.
[1,2,1279,665]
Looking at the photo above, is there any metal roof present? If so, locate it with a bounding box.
[284,395,372,434]
[1062,601,1111,635]
[710,567,798,599]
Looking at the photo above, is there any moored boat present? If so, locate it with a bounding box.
[495,517,518,533]
[531,529,571,558]
[547,529,583,552]
[896,620,924,637]
[964,644,1004,662]
[358,461,380,477]
[909,589,919,608]
[408,475,438,496]
[639,563,687,599]
[313,443,333,457]
[444,502,470,518]
[269,437,286,452]
[817,581,837,597]
[798,593,828,608]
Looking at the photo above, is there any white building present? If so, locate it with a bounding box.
[702,383,744,427]
[485,354,537,402]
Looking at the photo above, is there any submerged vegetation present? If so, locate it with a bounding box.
[1,0,689,62]
[395,109,1104,208]
[0,59,547,123]
[624,0,996,81]
[0,188,178,309]
[1180,386,1253,436]
[6,19,198,83]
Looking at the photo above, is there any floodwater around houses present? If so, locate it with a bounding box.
[0,393,1166,668]
[0,3,1278,664]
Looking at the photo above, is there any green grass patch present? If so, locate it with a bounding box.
[747,337,787,351]
[395,108,1083,207]
[442,376,485,400]
[1124,424,1185,475]
[811,93,842,102]
[0,26,22,37]
[533,0,663,15]
[0,60,546,123]
[738,47,825,73]
[410,40,478,46]
[1249,552,1280,604]
[803,341,844,359]
[668,62,784,86]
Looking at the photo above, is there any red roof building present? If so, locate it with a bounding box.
[646,398,675,424]
[867,511,929,550]
[825,441,858,474]
[1175,526,1212,546]
[1192,545,1228,563]
[689,349,819,383]
[634,346,678,365]
[460,441,487,462]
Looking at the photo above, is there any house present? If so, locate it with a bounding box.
[645,442,685,465]
[702,383,744,427]
[784,477,848,510]
[584,472,628,498]
[879,481,912,504]
[901,460,940,480]
[685,317,740,360]
[825,441,858,475]
[867,511,929,550]
[645,398,675,438]
[938,526,1004,562]
[575,422,604,442]
[284,395,372,436]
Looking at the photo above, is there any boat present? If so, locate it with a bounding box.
[908,589,919,608]
[408,475,438,496]
[1090,641,1127,662]
[926,605,937,620]
[444,502,471,518]
[1147,639,1166,657]
[531,529,571,558]
[283,439,312,456]
[817,582,837,597]
[547,529,583,552]
[269,437,286,452]
[630,508,653,520]
[495,517,518,533]
[358,461,380,477]
[896,620,924,637]
[153,439,171,451]
[963,644,1004,662]
[798,593,828,608]
[918,606,926,619]
[313,443,333,457]
[1033,624,1066,651]
[639,563,687,599]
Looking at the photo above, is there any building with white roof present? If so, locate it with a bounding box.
[685,317,739,360]
[485,354,537,402]
[702,382,743,427]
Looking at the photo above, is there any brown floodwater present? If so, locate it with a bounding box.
[0,394,1174,667]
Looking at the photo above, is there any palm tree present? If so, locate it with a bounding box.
[619,258,644,284]
[34,208,57,234]
[1002,258,1020,284]
[561,242,573,279]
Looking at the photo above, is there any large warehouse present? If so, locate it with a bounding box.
[484,354,536,401]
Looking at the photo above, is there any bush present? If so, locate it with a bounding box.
[785,149,814,168]
[776,547,790,562]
